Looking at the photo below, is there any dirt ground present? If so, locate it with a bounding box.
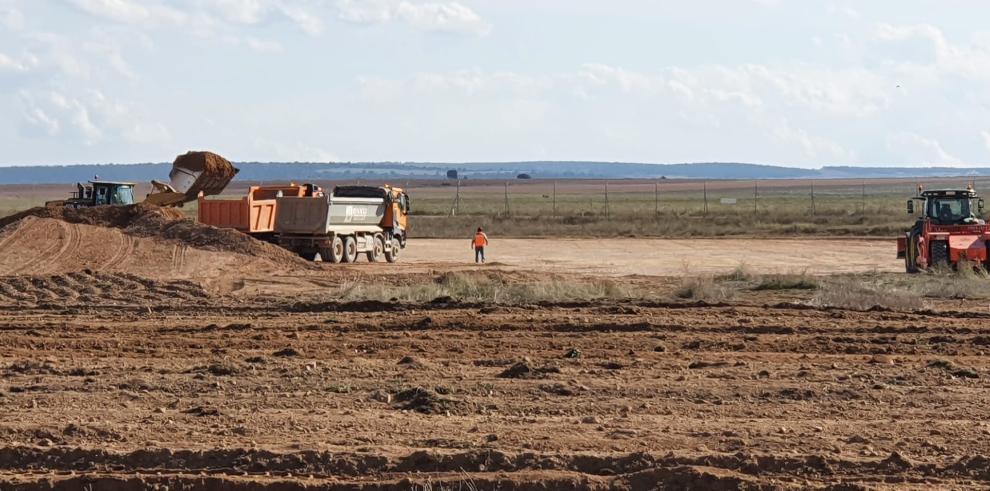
[402,238,901,276]
[1,209,989,489]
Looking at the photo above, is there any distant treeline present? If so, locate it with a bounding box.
[2,161,990,184]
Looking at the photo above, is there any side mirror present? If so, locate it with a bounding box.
[907,200,914,214]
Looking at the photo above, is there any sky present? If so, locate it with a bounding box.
[2,1,990,167]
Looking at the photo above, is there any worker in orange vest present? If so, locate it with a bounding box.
[472,227,489,263]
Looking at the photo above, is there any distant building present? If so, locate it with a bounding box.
[446,169,458,179]
[516,173,532,179]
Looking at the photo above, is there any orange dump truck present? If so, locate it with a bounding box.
[197,184,322,242]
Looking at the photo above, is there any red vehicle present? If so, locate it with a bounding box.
[898,186,989,272]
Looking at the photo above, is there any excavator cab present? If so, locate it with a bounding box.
[52,181,136,208]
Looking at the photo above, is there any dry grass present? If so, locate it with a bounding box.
[811,279,925,311]
[674,276,734,302]
[754,272,820,291]
[334,271,633,304]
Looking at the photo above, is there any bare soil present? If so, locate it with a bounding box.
[0,208,987,489]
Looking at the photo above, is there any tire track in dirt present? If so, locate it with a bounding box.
[38,221,82,275]
[101,230,135,271]
[8,220,68,275]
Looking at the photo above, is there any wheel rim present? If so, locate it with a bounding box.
[331,238,344,262]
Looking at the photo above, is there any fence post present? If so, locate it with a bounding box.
[754,180,758,217]
[604,181,610,219]
[811,180,816,216]
[552,180,557,217]
[861,181,866,215]
[454,178,460,215]
[654,181,660,217]
[504,181,510,216]
[703,181,709,216]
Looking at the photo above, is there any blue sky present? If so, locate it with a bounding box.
[1,0,989,167]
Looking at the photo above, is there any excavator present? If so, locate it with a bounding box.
[45,151,238,209]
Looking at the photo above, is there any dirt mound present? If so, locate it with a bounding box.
[172,151,237,179]
[0,204,306,268]
[0,270,208,306]
[122,210,305,267]
[0,217,292,285]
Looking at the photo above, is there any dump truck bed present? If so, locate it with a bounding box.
[198,185,305,234]
[276,194,387,236]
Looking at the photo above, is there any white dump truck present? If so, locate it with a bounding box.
[275,185,409,263]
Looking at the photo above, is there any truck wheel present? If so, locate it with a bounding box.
[367,236,384,262]
[325,236,344,263]
[299,251,317,261]
[931,241,950,269]
[342,236,358,263]
[384,238,400,263]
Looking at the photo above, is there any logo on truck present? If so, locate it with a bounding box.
[344,205,368,223]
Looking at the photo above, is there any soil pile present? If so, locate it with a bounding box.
[172,151,237,179]
[0,204,306,268]
[0,203,183,230]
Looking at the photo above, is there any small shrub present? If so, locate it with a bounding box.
[718,263,756,282]
[674,276,733,302]
[812,279,924,311]
[754,273,819,291]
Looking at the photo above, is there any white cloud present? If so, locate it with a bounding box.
[17,88,170,146]
[336,0,490,35]
[66,0,152,24]
[886,132,961,165]
[0,52,39,73]
[982,131,990,154]
[0,6,24,30]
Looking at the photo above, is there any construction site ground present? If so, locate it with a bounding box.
[1,207,989,489]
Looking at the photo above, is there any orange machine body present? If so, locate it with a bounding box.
[198,184,307,234]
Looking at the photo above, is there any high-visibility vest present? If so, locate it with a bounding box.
[474,233,487,248]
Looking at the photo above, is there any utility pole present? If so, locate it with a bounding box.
[703,181,709,216]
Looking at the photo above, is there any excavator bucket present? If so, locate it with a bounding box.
[145,151,239,207]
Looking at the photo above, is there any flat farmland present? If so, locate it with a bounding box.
[1,182,990,489]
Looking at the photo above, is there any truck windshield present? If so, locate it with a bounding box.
[928,197,972,224]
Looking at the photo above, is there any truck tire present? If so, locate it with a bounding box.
[342,236,358,263]
[367,236,384,262]
[931,241,950,269]
[325,236,344,263]
[299,251,318,261]
[384,238,400,263]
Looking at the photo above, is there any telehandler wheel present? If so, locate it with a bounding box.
[342,236,358,263]
[327,236,345,263]
[931,241,950,269]
[905,236,919,274]
[384,238,400,263]
[367,236,384,262]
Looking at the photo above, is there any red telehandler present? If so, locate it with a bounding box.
[898,185,989,273]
